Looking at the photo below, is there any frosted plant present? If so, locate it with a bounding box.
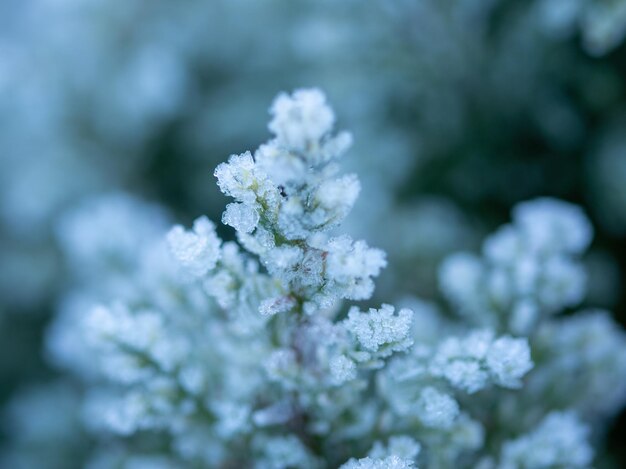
[5,89,621,469]
[40,90,415,468]
[4,2,626,464]
[214,88,383,315]
[429,330,533,392]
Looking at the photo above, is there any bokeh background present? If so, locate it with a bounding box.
[1,0,626,466]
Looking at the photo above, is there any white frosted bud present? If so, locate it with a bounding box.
[222,203,259,234]
[269,88,335,150]
[417,387,459,429]
[167,216,221,277]
[486,336,533,388]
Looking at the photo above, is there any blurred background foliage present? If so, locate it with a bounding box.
[1,0,626,465]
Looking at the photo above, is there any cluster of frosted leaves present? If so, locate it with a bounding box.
[434,198,626,468]
[440,198,592,334]
[256,303,416,451]
[88,272,276,463]
[36,91,626,469]
[47,194,279,466]
[375,310,532,465]
[44,191,532,468]
[41,91,426,468]
[536,0,626,55]
[241,301,420,462]
[382,327,533,413]
[187,290,519,469]
[215,88,386,314]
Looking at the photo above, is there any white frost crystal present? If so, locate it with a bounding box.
[214,151,274,206]
[344,305,414,358]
